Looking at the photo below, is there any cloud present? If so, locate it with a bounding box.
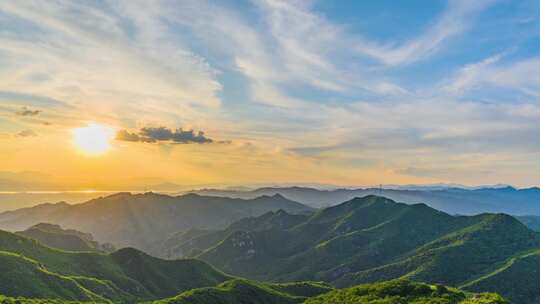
[355,0,497,66]
[116,127,213,144]
[16,129,37,137]
[0,91,68,108]
[443,53,540,97]
[0,1,223,129]
[15,106,41,116]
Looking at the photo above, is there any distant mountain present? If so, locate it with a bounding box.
[166,196,540,304]
[0,192,311,251]
[16,223,115,252]
[0,229,230,302]
[516,215,540,231]
[191,186,540,215]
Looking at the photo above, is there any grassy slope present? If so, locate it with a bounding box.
[305,280,507,304]
[151,279,506,304]
[150,279,332,304]
[338,214,540,287]
[0,230,230,302]
[0,280,507,304]
[198,196,483,281]
[191,196,540,304]
[0,251,106,302]
[461,248,540,304]
[0,296,92,304]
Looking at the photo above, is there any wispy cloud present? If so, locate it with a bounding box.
[0,1,223,128]
[444,53,540,97]
[354,0,497,66]
[1,0,539,185]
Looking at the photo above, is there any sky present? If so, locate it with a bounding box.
[1,0,540,190]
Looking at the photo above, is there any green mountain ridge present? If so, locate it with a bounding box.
[304,279,507,304]
[161,195,540,303]
[0,229,230,302]
[0,214,508,304]
[150,279,333,304]
[0,280,505,304]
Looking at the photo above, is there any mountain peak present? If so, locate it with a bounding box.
[272,193,286,199]
[342,195,396,207]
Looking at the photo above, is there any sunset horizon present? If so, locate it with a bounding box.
[2,1,540,191]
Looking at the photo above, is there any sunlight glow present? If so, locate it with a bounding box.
[72,123,114,156]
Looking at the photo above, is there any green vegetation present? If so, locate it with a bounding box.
[157,210,310,259]
[0,280,506,304]
[0,221,510,304]
[305,280,507,304]
[0,195,530,303]
[0,295,92,304]
[0,230,230,302]
[151,279,332,304]
[462,248,540,304]
[164,196,540,304]
[0,251,106,302]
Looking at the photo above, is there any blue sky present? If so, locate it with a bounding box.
[1,0,540,188]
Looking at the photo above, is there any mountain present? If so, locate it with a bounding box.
[304,279,507,304]
[16,223,115,252]
[0,225,506,304]
[155,210,310,259]
[0,192,311,250]
[0,229,230,302]
[0,192,118,213]
[165,196,540,304]
[191,186,540,215]
[0,280,505,304]
[151,279,333,304]
[516,215,540,231]
[337,213,538,287]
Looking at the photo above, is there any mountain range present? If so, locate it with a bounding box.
[0,192,311,250]
[0,191,537,303]
[191,186,540,215]
[0,228,230,302]
[0,225,505,303]
[156,195,540,304]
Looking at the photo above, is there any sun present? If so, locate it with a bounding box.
[72,123,114,155]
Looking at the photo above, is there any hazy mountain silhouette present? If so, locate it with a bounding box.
[192,186,540,215]
[0,192,311,251]
[16,223,115,252]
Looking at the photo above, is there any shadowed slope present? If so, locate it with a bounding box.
[0,230,230,302]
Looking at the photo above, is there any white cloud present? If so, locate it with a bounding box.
[444,53,540,97]
[0,1,223,128]
[443,53,504,93]
[355,0,497,66]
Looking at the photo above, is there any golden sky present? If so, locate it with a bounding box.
[1,1,540,190]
